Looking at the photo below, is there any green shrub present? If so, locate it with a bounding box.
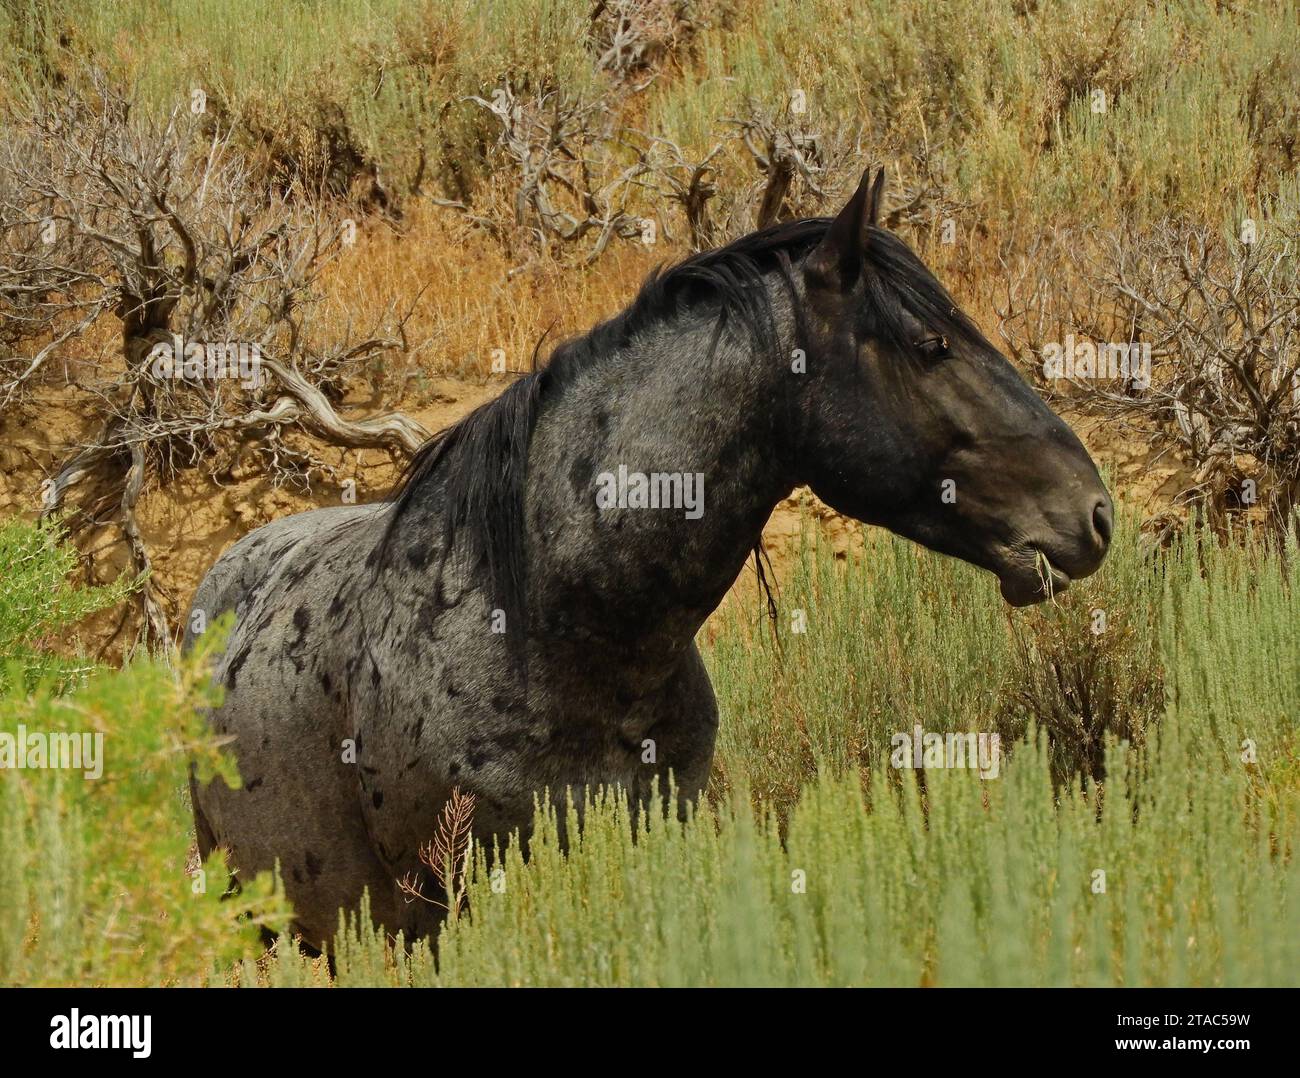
[0,516,290,986]
[0,619,292,986]
[998,513,1166,787]
[0,517,135,694]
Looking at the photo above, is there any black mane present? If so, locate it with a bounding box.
[378,215,986,642]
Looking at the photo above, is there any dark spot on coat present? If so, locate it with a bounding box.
[284,606,311,674]
[225,642,252,688]
[283,556,318,589]
[345,655,362,687]
[246,776,264,791]
[372,790,384,808]
[304,851,323,880]
[568,454,593,497]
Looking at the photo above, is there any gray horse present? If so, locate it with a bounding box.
[186,170,1111,948]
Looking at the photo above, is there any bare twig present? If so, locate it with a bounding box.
[397,786,477,917]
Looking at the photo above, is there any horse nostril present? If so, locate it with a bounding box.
[1092,496,1113,547]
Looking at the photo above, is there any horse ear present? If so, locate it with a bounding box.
[865,167,886,225]
[806,166,886,288]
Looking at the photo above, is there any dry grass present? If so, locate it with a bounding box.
[315,201,674,385]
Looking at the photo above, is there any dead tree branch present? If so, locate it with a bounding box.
[0,75,429,645]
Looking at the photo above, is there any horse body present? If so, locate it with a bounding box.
[188,303,792,947]
[189,171,1113,947]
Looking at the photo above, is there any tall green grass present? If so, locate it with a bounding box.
[706,506,1168,808]
[282,511,1295,986]
[324,734,1295,987]
[1,511,1295,986]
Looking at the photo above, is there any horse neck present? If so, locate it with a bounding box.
[525,285,799,680]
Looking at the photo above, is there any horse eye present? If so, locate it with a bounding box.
[917,335,949,360]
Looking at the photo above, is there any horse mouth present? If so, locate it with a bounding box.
[995,548,1071,606]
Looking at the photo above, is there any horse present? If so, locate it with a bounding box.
[185,169,1112,949]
